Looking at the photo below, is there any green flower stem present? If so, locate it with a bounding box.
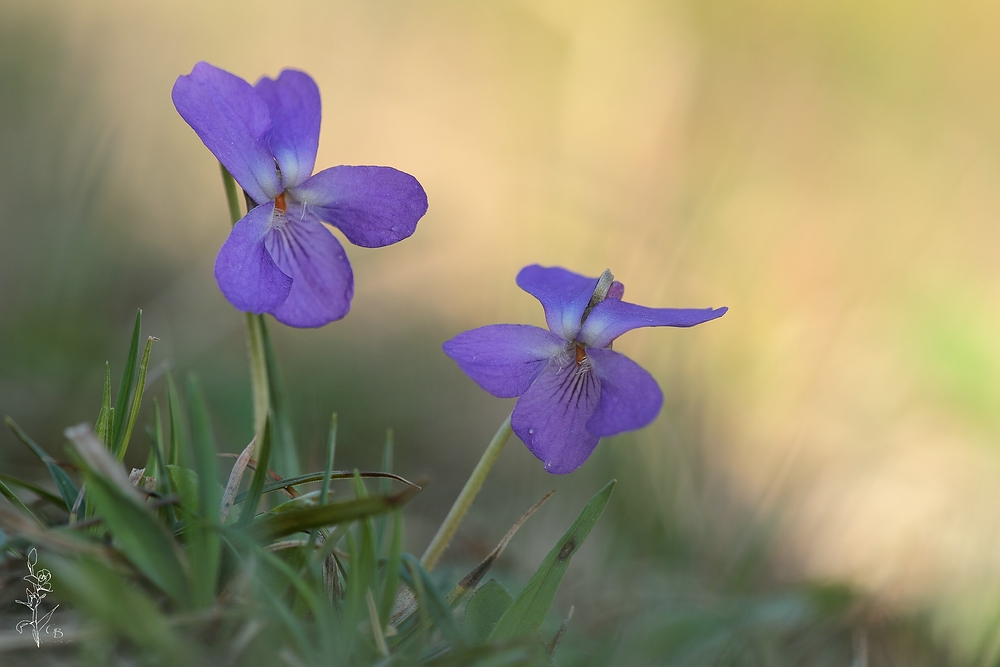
[221,165,270,453]
[420,414,513,571]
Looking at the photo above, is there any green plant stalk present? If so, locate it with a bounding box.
[220,165,271,457]
[420,414,513,571]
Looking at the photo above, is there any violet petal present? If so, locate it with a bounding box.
[214,202,292,314]
[511,356,601,474]
[254,70,321,189]
[515,265,599,342]
[291,166,428,248]
[443,324,567,398]
[264,215,353,327]
[172,62,280,204]
[585,348,663,436]
[578,300,728,349]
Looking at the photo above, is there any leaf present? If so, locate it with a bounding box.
[185,375,221,608]
[67,426,190,606]
[0,474,65,509]
[5,417,79,513]
[246,487,418,543]
[166,372,186,467]
[0,477,43,527]
[96,362,112,446]
[167,465,199,517]
[220,439,255,524]
[110,309,142,449]
[464,579,514,645]
[148,400,176,527]
[115,335,156,462]
[237,416,271,530]
[488,479,615,642]
[231,469,419,505]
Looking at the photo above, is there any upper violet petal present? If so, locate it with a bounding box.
[172,62,280,204]
[254,70,321,189]
[511,356,601,474]
[291,166,428,248]
[515,265,599,342]
[264,215,353,327]
[443,324,567,398]
[578,300,727,349]
[214,202,292,314]
[585,348,663,437]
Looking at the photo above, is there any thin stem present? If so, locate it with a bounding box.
[220,164,271,455]
[420,414,513,571]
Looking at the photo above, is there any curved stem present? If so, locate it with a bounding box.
[420,415,513,571]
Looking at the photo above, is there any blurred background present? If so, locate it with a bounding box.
[3,0,1000,662]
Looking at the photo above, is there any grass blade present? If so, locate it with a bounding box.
[5,417,79,512]
[464,579,514,644]
[220,439,255,524]
[0,474,65,508]
[166,372,186,467]
[115,335,156,461]
[401,553,464,647]
[489,480,615,642]
[0,477,44,527]
[237,416,272,530]
[260,317,299,476]
[96,362,112,446]
[186,375,222,607]
[246,487,419,543]
[110,309,142,448]
[231,469,419,505]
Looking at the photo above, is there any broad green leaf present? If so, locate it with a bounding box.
[464,579,514,644]
[79,461,190,606]
[5,417,79,512]
[110,309,142,448]
[115,335,155,461]
[246,488,418,543]
[489,480,616,642]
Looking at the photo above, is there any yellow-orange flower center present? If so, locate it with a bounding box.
[575,344,587,366]
[275,192,287,212]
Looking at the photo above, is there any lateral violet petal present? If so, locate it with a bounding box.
[291,166,428,248]
[585,348,663,437]
[254,70,321,189]
[172,62,280,204]
[214,202,292,314]
[264,215,353,327]
[578,300,728,349]
[511,356,601,474]
[515,265,599,342]
[443,324,567,398]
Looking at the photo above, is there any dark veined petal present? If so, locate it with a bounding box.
[511,356,601,474]
[443,324,567,398]
[214,202,292,314]
[515,265,600,342]
[254,70,321,189]
[577,299,728,349]
[172,62,280,204]
[585,348,663,437]
[264,215,353,327]
[291,166,428,248]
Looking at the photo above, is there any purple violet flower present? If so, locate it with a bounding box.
[172,62,428,327]
[443,265,727,474]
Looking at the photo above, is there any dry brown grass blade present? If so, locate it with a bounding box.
[219,439,255,523]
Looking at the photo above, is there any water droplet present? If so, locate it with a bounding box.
[528,428,534,434]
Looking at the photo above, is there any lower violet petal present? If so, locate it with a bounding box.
[291,166,428,248]
[511,355,601,474]
[264,215,354,328]
[585,348,663,437]
[443,324,567,398]
[214,202,292,314]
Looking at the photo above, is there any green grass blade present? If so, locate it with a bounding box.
[110,309,142,448]
[66,425,190,606]
[320,414,337,505]
[401,553,464,647]
[5,417,79,512]
[0,477,44,527]
[231,469,419,505]
[260,317,299,476]
[247,488,418,543]
[237,415,272,530]
[380,509,404,629]
[375,429,394,552]
[166,372,186,467]
[488,479,616,642]
[96,362,112,446]
[464,579,514,644]
[186,375,221,607]
[115,335,156,461]
[0,474,66,508]
[148,399,176,527]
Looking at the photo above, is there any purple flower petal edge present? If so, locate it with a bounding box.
[214,202,292,314]
[254,70,321,189]
[515,265,599,342]
[585,348,663,437]
[578,300,728,349]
